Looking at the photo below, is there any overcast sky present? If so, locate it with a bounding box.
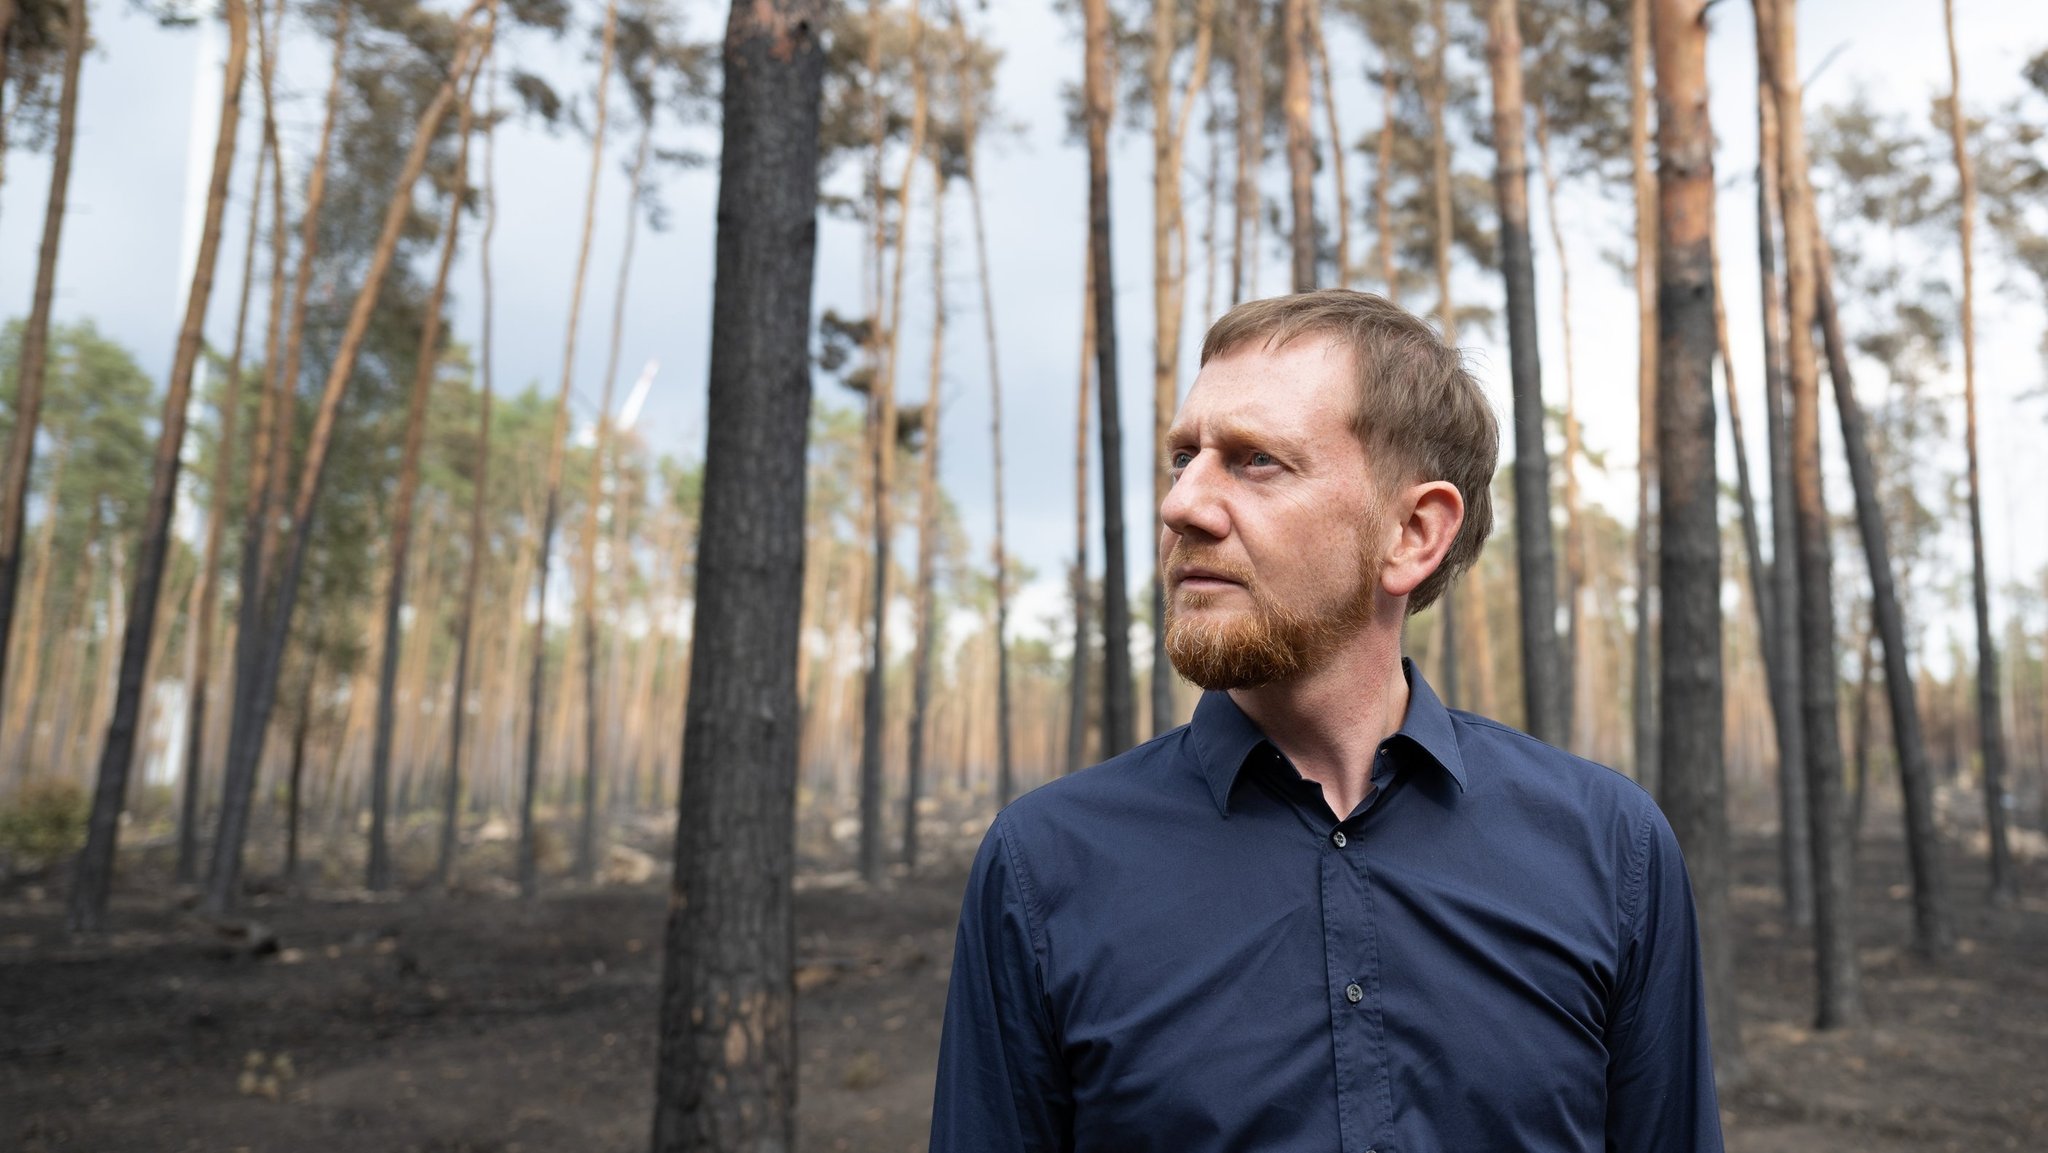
[1,0,2044,656]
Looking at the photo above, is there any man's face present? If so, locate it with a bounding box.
[1159,336,1391,691]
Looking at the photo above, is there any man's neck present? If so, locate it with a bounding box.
[1228,628,1410,821]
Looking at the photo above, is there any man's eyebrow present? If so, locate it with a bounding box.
[1167,417,1312,459]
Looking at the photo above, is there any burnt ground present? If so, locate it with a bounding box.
[2,823,2044,1152]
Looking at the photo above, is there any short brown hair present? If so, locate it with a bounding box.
[1199,289,1497,615]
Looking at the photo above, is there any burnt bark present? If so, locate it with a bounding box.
[70,0,246,933]
[1770,0,1862,1028]
[1068,253,1094,776]
[647,2,823,1147]
[1815,237,1953,955]
[1650,0,1741,1080]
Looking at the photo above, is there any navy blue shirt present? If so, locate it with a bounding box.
[931,660,1722,1152]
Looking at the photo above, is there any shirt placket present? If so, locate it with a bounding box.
[1320,749,1396,1153]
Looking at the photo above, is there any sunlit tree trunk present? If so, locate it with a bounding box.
[69,0,246,933]
[1941,0,2014,904]
[206,3,490,915]
[0,0,86,736]
[1282,0,1314,290]
[1425,0,1458,704]
[1230,0,1263,303]
[1814,236,1954,955]
[1751,0,1810,928]
[1650,0,1741,1082]
[1306,0,1347,285]
[1084,0,1134,757]
[522,0,615,900]
[860,0,927,882]
[367,43,482,894]
[1769,0,1862,1028]
[648,2,822,1145]
[1486,0,1561,745]
[1628,0,1658,794]
[1375,66,1398,299]
[1152,0,1215,737]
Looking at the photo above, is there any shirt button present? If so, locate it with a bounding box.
[1331,830,1347,849]
[1345,982,1363,1004]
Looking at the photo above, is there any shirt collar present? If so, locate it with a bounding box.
[1188,657,1468,817]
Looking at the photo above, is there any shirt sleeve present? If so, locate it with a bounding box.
[1604,806,1725,1153]
[929,816,1075,1153]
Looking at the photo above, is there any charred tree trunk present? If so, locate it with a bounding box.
[1650,0,1741,1081]
[1752,0,1811,928]
[522,0,615,900]
[647,2,823,1147]
[1084,0,1134,757]
[0,0,85,735]
[69,0,247,934]
[282,654,316,885]
[1486,0,1561,745]
[1814,237,1954,955]
[1771,0,1862,1028]
[1942,0,2015,905]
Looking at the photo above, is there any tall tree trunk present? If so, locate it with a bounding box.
[0,0,85,736]
[1942,0,2014,905]
[367,45,481,895]
[1282,0,1315,290]
[523,0,615,900]
[1068,252,1094,775]
[905,163,945,868]
[1752,0,1811,929]
[282,651,316,885]
[647,3,822,1146]
[181,6,273,884]
[1770,0,1862,1028]
[576,107,650,886]
[69,0,247,934]
[1306,0,1348,285]
[1151,0,1215,738]
[4,442,62,778]
[1629,0,1658,795]
[1710,208,1775,733]
[1375,67,1398,299]
[1486,0,1561,746]
[1534,102,1585,751]
[1229,0,1262,304]
[1650,0,1741,1082]
[952,5,1014,805]
[1426,0,1458,705]
[1814,236,1954,955]
[206,3,490,915]
[1084,0,1134,757]
[859,0,927,883]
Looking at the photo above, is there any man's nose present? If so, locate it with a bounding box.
[1160,451,1230,541]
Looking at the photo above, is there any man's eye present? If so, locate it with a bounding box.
[1171,450,1194,469]
[1249,452,1274,468]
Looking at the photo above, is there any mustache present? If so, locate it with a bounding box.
[1164,540,1256,587]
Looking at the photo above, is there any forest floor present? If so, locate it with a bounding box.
[2,815,2045,1152]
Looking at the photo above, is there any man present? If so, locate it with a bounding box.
[930,290,1722,1152]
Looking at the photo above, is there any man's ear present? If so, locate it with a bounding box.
[1381,480,1464,600]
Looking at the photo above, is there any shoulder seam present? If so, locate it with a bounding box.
[994,816,1053,967]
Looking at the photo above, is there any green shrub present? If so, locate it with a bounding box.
[0,779,89,866]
